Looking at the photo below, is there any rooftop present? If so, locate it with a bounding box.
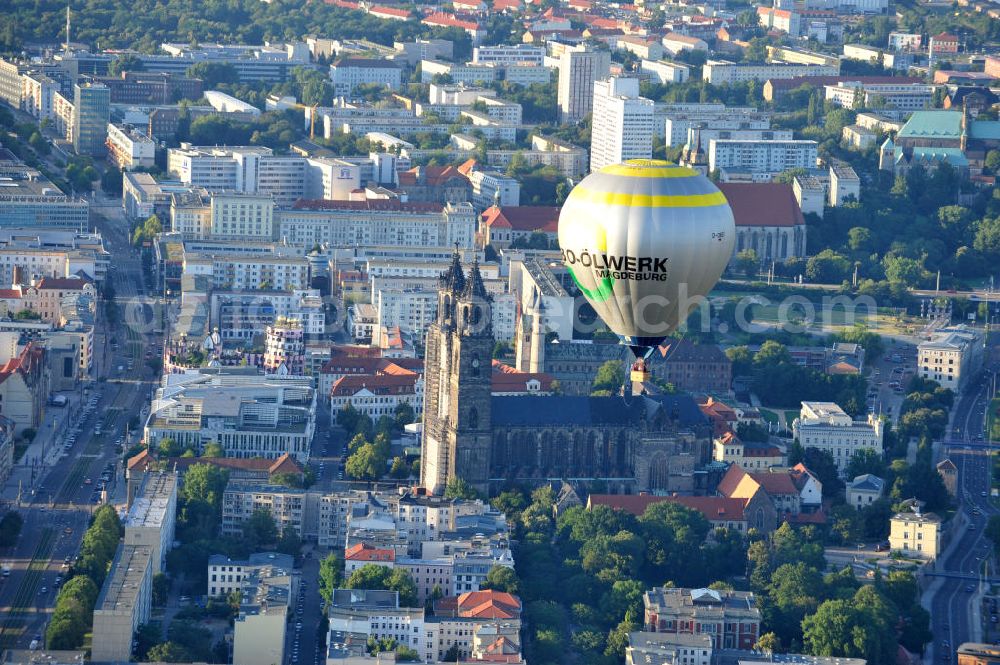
[95,544,153,614]
[897,110,963,140]
[717,183,805,228]
[124,473,176,529]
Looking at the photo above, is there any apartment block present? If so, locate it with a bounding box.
[590,77,654,173]
[661,104,770,148]
[207,552,295,597]
[918,326,984,392]
[641,59,690,84]
[709,139,818,177]
[472,44,545,66]
[557,45,612,122]
[233,560,297,665]
[222,484,308,537]
[91,545,153,663]
[330,58,402,98]
[72,82,110,156]
[824,81,936,112]
[123,471,178,574]
[106,123,155,171]
[702,60,838,85]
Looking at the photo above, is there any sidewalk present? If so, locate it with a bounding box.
[0,391,82,504]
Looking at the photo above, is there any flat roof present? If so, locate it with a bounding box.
[95,545,152,613]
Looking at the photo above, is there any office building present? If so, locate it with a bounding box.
[590,77,655,172]
[144,368,317,461]
[136,41,310,83]
[641,59,690,84]
[792,402,884,476]
[643,587,761,649]
[71,82,110,156]
[263,316,305,375]
[917,326,984,392]
[824,81,936,113]
[329,58,402,98]
[0,154,89,230]
[472,44,545,66]
[557,45,611,122]
[105,123,155,171]
[123,471,178,574]
[662,104,770,148]
[90,545,153,664]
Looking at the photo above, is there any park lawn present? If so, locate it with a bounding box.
[760,409,779,425]
[785,410,800,425]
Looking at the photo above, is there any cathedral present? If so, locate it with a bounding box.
[420,254,713,496]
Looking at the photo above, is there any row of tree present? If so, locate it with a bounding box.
[46,505,123,649]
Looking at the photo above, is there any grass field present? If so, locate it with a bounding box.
[784,410,800,426]
[760,409,779,424]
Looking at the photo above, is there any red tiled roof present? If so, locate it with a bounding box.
[699,397,738,421]
[717,183,805,228]
[786,510,827,525]
[36,276,91,290]
[751,472,798,495]
[166,453,305,476]
[481,205,560,233]
[490,360,554,392]
[345,542,396,562]
[743,446,783,458]
[716,465,748,497]
[292,199,443,213]
[423,11,481,30]
[127,448,155,471]
[330,373,419,397]
[588,494,748,520]
[369,4,412,17]
[0,289,22,299]
[436,590,522,619]
[494,0,521,11]
[933,32,959,41]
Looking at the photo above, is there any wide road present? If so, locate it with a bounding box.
[0,196,162,651]
[932,366,1000,664]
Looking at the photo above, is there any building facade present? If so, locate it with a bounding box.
[590,77,655,173]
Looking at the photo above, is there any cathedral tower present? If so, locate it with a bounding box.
[420,253,494,495]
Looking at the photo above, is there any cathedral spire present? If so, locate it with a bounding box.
[463,257,490,300]
[441,246,466,294]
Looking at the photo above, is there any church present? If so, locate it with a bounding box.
[420,254,713,496]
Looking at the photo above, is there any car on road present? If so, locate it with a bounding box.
[63,527,72,535]
[39,586,46,594]
[967,585,975,592]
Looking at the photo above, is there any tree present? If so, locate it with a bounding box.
[0,511,23,547]
[986,515,1000,555]
[345,442,385,480]
[201,442,224,458]
[157,437,184,457]
[806,249,851,283]
[592,359,625,394]
[152,572,169,607]
[242,508,278,548]
[845,448,886,479]
[319,553,342,609]
[394,402,415,430]
[396,645,421,662]
[734,249,758,278]
[132,214,162,245]
[146,641,192,663]
[444,476,480,500]
[277,528,303,556]
[756,632,782,654]
[346,564,419,607]
[482,565,518,594]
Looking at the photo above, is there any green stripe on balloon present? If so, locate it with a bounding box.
[567,266,615,303]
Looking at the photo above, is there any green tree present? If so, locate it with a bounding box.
[986,515,1000,555]
[845,448,886,479]
[157,437,184,457]
[152,572,169,607]
[242,508,279,548]
[444,476,480,500]
[0,511,23,547]
[482,565,518,594]
[201,442,224,458]
[132,214,162,245]
[592,359,625,394]
[345,442,385,480]
[346,564,419,607]
[734,249,759,278]
[319,552,343,609]
[146,641,192,663]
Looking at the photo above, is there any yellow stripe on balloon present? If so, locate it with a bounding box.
[600,163,699,178]
[570,187,728,208]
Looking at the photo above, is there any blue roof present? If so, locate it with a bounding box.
[897,110,963,140]
[969,120,1000,140]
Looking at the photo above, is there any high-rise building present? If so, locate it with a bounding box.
[590,77,655,173]
[557,45,611,123]
[72,82,110,156]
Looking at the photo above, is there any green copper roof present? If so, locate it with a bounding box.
[897,111,963,139]
[901,146,969,166]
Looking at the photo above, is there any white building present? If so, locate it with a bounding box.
[105,123,155,171]
[709,139,818,177]
[846,473,884,509]
[627,632,714,665]
[330,58,402,98]
[21,72,59,121]
[468,169,520,211]
[917,326,984,392]
[590,77,655,173]
[661,33,708,56]
[557,45,612,123]
[662,104,771,148]
[889,508,941,560]
[348,303,377,342]
[640,59,690,85]
[207,552,296,597]
[702,60,838,85]
[792,175,827,218]
[144,368,317,462]
[204,90,262,116]
[91,545,153,664]
[472,44,545,66]
[123,471,178,574]
[829,161,860,206]
[824,81,936,112]
[888,32,922,51]
[684,127,793,153]
[792,401,885,477]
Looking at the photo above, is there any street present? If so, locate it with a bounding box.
[0,195,161,650]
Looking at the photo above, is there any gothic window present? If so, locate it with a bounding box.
[469,305,481,326]
[468,407,478,429]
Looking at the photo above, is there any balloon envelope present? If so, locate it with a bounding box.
[558,160,736,351]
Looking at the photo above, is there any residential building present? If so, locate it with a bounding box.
[557,44,611,122]
[348,303,377,342]
[642,587,761,649]
[0,343,48,435]
[105,123,155,171]
[792,402,885,477]
[233,559,297,665]
[21,72,60,121]
[846,473,884,509]
[207,551,295,598]
[662,105,771,148]
[889,507,942,559]
[829,161,860,206]
[588,492,776,534]
[90,545,153,664]
[929,32,959,61]
[277,200,476,250]
[957,644,1000,665]
[757,7,802,35]
[222,484,308,537]
[763,75,924,103]
[123,471,178,574]
[709,139,818,180]
[263,317,305,375]
[917,326,984,392]
[888,32,922,51]
[144,368,317,461]
[480,205,560,249]
[590,77,655,173]
[419,60,497,85]
[824,81,936,114]
[0,58,26,108]
[329,373,424,421]
[662,33,708,56]
[472,45,545,66]
[327,589,426,653]
[71,82,110,156]
[717,464,823,520]
[712,432,786,471]
[0,417,13,485]
[618,36,665,61]
[468,169,521,210]
[627,633,714,665]
[702,61,838,85]
[330,58,402,98]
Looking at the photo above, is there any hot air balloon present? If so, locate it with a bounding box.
[558,159,735,388]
